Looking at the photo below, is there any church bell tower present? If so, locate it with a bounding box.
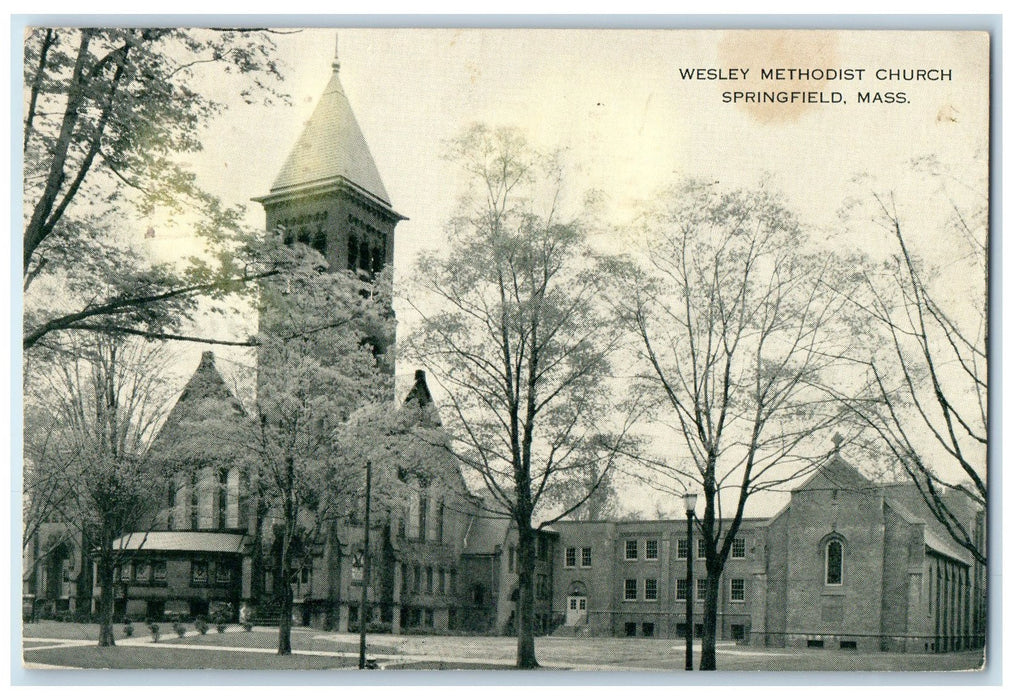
[253,43,405,276]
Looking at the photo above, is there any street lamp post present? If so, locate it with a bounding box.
[358,459,372,670]
[684,492,697,671]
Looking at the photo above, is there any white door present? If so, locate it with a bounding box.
[566,596,587,626]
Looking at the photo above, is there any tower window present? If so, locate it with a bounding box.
[312,226,327,255]
[347,233,359,270]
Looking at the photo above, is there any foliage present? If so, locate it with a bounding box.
[406,124,638,668]
[169,242,397,655]
[22,27,287,352]
[23,333,175,647]
[148,621,160,642]
[616,180,855,669]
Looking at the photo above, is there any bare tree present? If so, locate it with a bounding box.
[617,180,853,670]
[406,125,637,668]
[24,335,174,645]
[829,176,986,565]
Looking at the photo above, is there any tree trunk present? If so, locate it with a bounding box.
[277,569,293,655]
[515,522,539,669]
[700,562,722,670]
[97,528,116,647]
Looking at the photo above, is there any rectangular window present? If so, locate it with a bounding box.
[579,598,586,610]
[676,578,688,601]
[581,547,592,568]
[450,568,457,593]
[645,540,659,560]
[565,547,577,568]
[732,537,746,559]
[426,566,433,594]
[642,622,655,637]
[645,578,658,600]
[437,502,445,543]
[438,568,445,594]
[625,622,637,637]
[153,561,167,582]
[124,563,133,581]
[401,563,408,592]
[730,578,745,601]
[625,540,638,560]
[190,471,200,530]
[697,539,706,559]
[696,578,708,601]
[624,579,638,601]
[509,545,516,573]
[217,469,228,529]
[413,565,422,593]
[217,565,233,585]
[418,497,428,543]
[425,609,434,627]
[677,539,688,559]
[191,560,209,585]
[135,562,150,583]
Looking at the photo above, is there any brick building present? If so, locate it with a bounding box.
[550,450,985,652]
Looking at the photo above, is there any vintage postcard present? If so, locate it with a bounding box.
[20,25,989,674]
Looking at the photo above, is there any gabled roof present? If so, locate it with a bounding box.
[462,515,511,556]
[792,451,875,494]
[266,66,391,207]
[148,351,245,463]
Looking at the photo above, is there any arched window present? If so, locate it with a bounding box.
[826,539,844,585]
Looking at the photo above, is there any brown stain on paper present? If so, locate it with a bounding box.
[717,31,842,124]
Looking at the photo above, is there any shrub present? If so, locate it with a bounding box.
[242,622,253,632]
[124,621,134,637]
[216,622,227,633]
[173,621,186,638]
[148,622,160,642]
[195,617,209,635]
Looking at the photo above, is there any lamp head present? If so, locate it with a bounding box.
[683,492,698,515]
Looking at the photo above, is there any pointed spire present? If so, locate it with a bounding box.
[331,34,341,73]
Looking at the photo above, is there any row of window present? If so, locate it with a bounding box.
[565,538,749,568]
[112,559,237,587]
[564,546,593,568]
[401,562,457,596]
[397,496,446,544]
[166,469,237,531]
[626,537,747,561]
[113,561,168,585]
[622,577,746,602]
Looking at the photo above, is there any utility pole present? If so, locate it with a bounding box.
[358,459,372,669]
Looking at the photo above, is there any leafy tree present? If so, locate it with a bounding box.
[22,27,286,352]
[406,125,636,668]
[617,181,854,670]
[23,334,174,645]
[173,242,396,654]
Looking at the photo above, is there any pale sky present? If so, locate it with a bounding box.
[141,28,989,517]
